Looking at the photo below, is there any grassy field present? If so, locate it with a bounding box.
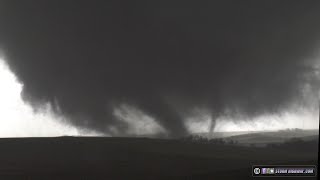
[0,131,318,179]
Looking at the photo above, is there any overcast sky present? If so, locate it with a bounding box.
[0,1,319,137]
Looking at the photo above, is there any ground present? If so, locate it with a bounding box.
[0,130,318,179]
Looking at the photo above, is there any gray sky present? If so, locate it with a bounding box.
[0,0,319,137]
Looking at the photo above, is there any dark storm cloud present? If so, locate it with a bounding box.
[0,0,319,137]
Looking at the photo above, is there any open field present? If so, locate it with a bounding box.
[0,131,318,179]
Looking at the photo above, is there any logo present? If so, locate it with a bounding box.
[267,168,275,174]
[254,168,261,175]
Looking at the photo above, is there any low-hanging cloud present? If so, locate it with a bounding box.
[0,0,319,137]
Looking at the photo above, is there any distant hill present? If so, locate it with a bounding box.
[193,129,318,146]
